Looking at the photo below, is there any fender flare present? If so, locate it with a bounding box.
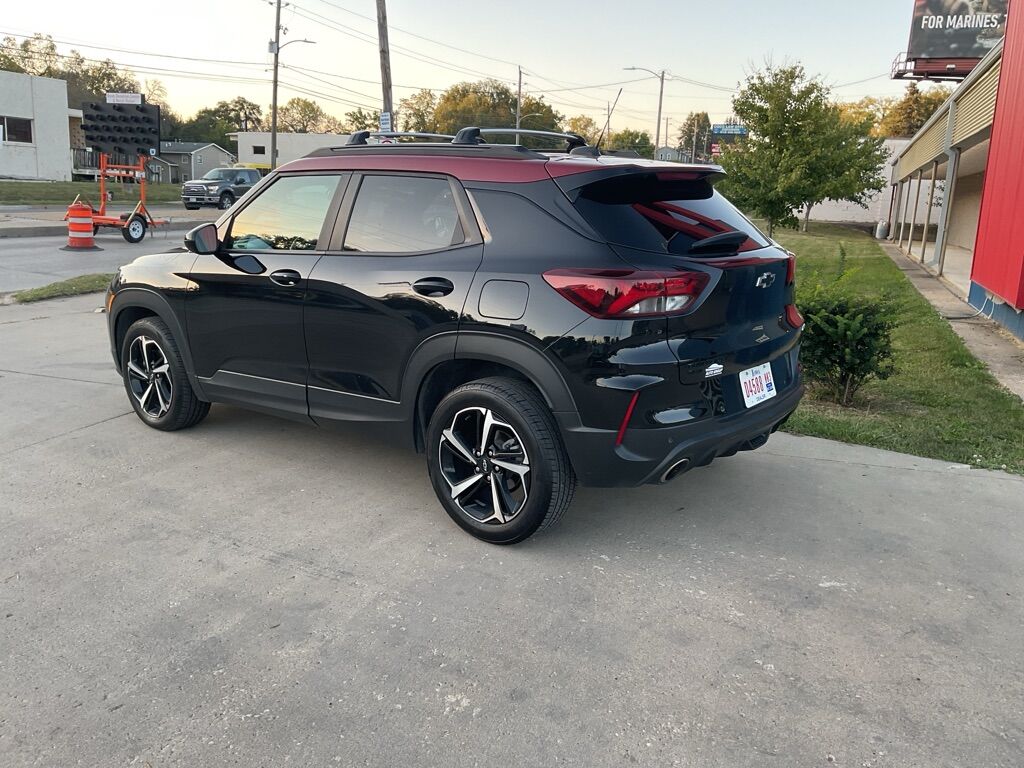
[109,287,206,399]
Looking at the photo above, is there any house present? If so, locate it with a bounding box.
[227,131,351,169]
[654,146,686,162]
[159,141,235,183]
[0,70,76,181]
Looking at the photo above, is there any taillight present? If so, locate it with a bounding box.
[786,304,804,329]
[785,252,796,284]
[542,268,709,319]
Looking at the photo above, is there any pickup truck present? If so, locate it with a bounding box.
[181,168,261,210]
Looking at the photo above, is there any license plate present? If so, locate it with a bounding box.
[739,362,776,408]
[187,197,198,202]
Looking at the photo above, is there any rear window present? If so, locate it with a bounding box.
[573,174,770,255]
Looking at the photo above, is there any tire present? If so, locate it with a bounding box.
[426,377,576,544]
[122,216,146,243]
[120,317,210,431]
[218,192,235,210]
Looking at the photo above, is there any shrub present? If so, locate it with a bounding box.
[798,280,899,406]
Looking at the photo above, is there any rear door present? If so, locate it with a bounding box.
[186,172,346,416]
[304,171,483,422]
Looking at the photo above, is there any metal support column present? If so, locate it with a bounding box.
[907,170,923,256]
[934,147,961,276]
[919,160,939,264]
[899,179,913,247]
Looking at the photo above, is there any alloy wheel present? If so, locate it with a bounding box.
[438,406,531,525]
[126,335,173,418]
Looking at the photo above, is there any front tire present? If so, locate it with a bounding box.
[426,377,576,544]
[121,317,210,431]
[218,192,235,210]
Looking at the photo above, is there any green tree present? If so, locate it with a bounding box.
[433,80,562,145]
[179,99,267,148]
[607,128,654,158]
[566,115,600,144]
[878,82,953,137]
[677,111,711,157]
[718,64,834,235]
[398,89,437,132]
[0,33,60,76]
[274,97,345,133]
[343,108,381,132]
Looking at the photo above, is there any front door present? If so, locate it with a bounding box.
[187,172,346,417]
[304,172,483,422]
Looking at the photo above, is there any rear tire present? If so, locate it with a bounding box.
[426,377,576,544]
[121,317,210,431]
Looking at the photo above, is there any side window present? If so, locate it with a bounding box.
[228,174,341,251]
[343,175,465,253]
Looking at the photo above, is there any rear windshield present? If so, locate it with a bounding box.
[573,174,770,255]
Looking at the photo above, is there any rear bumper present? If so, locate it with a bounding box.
[556,380,803,487]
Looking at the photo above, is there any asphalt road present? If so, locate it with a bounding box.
[0,232,192,294]
[2,295,1023,767]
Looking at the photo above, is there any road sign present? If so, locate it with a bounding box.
[711,124,747,136]
[380,111,392,132]
[106,93,143,105]
[711,143,721,156]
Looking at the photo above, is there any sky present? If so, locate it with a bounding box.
[3,0,934,141]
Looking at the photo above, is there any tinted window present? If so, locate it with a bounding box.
[574,173,770,255]
[229,174,340,251]
[2,117,33,143]
[344,175,464,253]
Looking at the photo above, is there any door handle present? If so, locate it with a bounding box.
[269,269,302,287]
[412,277,455,297]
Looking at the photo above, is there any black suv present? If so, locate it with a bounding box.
[107,128,804,544]
[182,167,261,210]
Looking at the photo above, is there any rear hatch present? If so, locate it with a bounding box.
[550,162,800,397]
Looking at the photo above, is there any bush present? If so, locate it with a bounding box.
[799,279,899,406]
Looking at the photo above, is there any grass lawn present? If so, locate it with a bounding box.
[774,222,1024,475]
[13,273,114,303]
[0,180,181,206]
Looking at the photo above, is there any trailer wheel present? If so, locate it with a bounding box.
[122,216,147,244]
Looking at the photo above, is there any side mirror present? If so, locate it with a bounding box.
[184,223,220,254]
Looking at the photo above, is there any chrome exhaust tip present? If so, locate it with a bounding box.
[659,457,690,483]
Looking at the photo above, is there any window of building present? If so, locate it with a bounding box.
[343,175,464,253]
[1,116,33,144]
[196,154,204,165]
[253,145,266,155]
[228,174,341,251]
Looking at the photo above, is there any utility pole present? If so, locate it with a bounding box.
[692,122,698,163]
[654,70,664,150]
[269,0,282,170]
[376,0,393,129]
[664,117,671,154]
[515,66,522,145]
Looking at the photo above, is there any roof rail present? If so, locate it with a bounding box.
[452,127,587,150]
[346,130,457,145]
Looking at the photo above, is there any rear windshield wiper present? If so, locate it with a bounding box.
[686,230,749,256]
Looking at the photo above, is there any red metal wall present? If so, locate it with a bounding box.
[971,5,1024,309]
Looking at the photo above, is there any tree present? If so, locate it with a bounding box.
[718,64,886,235]
[566,115,600,145]
[677,111,711,157]
[275,97,345,133]
[433,80,562,146]
[837,96,895,138]
[878,82,953,137]
[0,33,59,76]
[61,51,140,108]
[607,129,653,158]
[343,108,380,132]
[398,89,437,132]
[144,79,167,106]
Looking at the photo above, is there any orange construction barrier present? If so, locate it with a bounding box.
[65,201,96,250]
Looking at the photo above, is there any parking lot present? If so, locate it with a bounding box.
[2,294,1023,767]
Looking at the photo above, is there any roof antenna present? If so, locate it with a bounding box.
[594,88,623,151]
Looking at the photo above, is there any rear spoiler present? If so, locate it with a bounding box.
[547,163,726,201]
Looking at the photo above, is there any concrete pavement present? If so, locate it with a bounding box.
[1,295,1023,767]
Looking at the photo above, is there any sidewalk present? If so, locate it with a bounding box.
[0,204,211,238]
[880,241,1024,401]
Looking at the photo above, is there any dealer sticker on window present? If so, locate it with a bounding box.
[739,362,776,408]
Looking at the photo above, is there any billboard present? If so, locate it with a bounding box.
[908,0,1007,60]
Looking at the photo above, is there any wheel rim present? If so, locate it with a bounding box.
[438,407,530,525]
[128,219,144,239]
[126,335,173,418]
[220,195,232,209]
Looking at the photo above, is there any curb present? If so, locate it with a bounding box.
[0,220,198,239]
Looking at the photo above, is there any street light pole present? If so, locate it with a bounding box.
[515,65,522,145]
[625,66,665,150]
[268,0,314,172]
